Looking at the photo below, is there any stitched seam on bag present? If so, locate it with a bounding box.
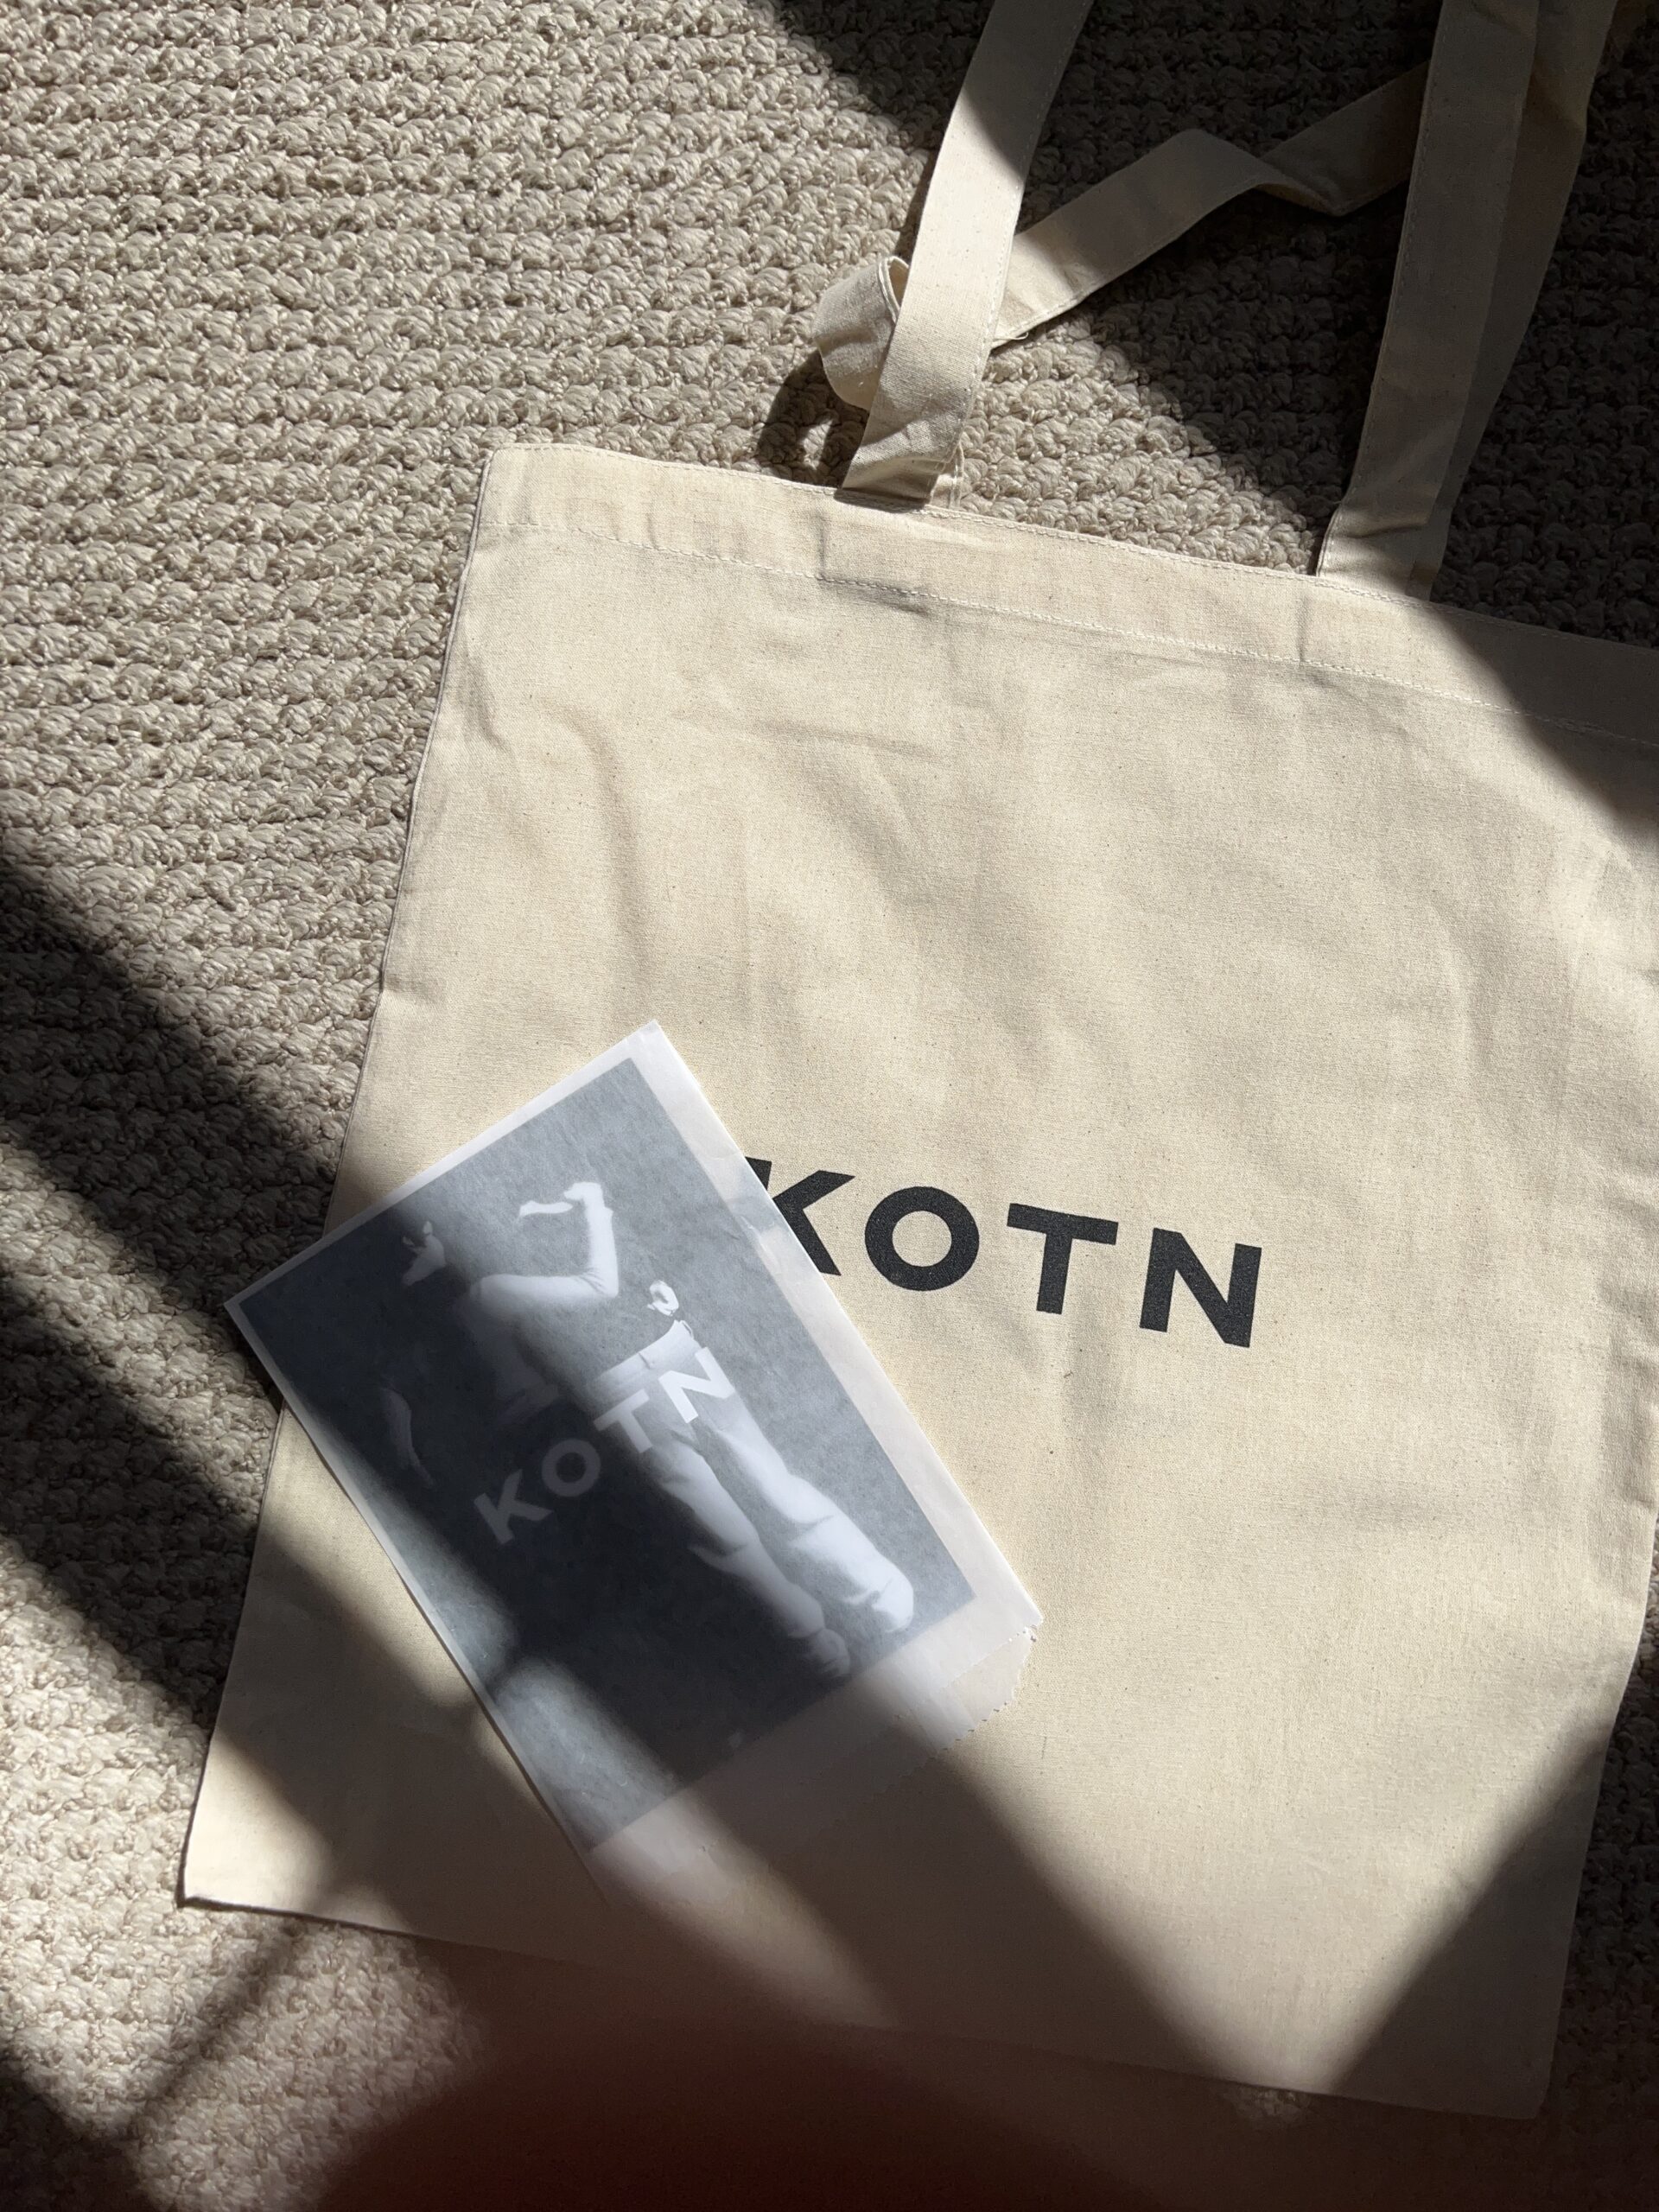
[480,518,1657,753]
[499,442,1651,651]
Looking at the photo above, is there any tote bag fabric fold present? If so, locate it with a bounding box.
[186,0,1659,2120]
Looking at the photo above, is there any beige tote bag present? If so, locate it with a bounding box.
[187,0,1659,2120]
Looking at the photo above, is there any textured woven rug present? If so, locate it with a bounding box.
[4,4,1656,2207]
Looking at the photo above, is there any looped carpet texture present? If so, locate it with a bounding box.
[3,5,1656,2208]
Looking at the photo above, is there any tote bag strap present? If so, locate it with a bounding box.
[836,0,1630,595]
[1318,0,1627,592]
[837,0,1096,505]
[1348,0,1649,593]
[817,67,1427,416]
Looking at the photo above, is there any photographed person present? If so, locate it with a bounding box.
[385,1181,914,1684]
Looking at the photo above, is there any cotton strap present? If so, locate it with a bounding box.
[834,0,1633,600]
[817,68,1427,417]
[839,0,1095,504]
[1389,0,1644,592]
[1317,0,1624,590]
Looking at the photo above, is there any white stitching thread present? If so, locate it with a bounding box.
[499,438,1635,642]
[476,512,1658,753]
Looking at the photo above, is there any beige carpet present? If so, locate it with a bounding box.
[4,3,1657,2206]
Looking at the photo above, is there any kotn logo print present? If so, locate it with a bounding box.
[747,1161,1262,1350]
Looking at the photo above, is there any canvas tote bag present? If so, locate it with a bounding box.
[187,0,1659,2120]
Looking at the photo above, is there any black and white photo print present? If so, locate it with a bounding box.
[230,1026,1039,1895]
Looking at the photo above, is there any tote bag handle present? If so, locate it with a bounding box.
[1319,0,1629,588]
[834,0,1630,599]
[1325,0,1649,589]
[815,67,1427,415]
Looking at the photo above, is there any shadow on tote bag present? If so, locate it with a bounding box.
[184,0,1659,2149]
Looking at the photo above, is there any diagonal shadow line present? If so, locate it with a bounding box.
[0,1214,1211,2037]
[731,4,1659,2171]
[0,1268,780,2187]
[0,1214,1216,2155]
[3,14,1653,2209]
[0,2049,160,2212]
[5,851,1659,2209]
[7,5,1659,2110]
[0,1260,1215,2209]
[0,860,1103,2071]
[760,0,1658,637]
[0,849,339,1328]
[0,1268,758,2000]
[0,1924,307,2212]
[757,0,1443,512]
[0,867,1459,2194]
[1,1262,257,1733]
[6,1258,1618,2212]
[99,1921,308,2175]
[3,0,1657,2113]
